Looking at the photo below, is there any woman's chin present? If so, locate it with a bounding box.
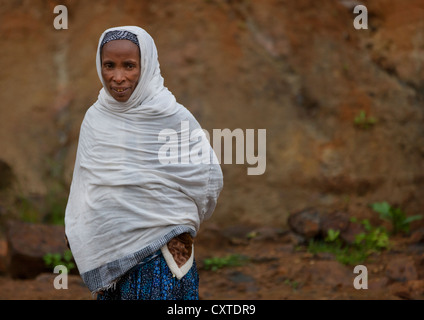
[114,96,130,102]
[111,92,131,102]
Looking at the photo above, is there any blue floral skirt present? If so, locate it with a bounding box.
[97,251,199,300]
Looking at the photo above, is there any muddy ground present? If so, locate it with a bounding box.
[0,223,423,301]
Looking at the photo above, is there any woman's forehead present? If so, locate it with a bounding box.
[101,40,140,60]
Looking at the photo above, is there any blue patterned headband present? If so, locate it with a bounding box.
[101,30,140,49]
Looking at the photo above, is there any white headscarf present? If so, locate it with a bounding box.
[95,26,176,115]
[65,26,223,293]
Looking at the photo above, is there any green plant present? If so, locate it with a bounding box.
[203,254,248,271]
[246,231,259,240]
[354,110,376,129]
[354,219,390,251]
[283,278,301,290]
[370,201,423,235]
[325,229,340,242]
[43,249,75,272]
[307,221,390,266]
[308,235,368,266]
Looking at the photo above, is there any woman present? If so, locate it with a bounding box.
[64,26,223,300]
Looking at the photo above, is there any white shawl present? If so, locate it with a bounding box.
[64,26,223,293]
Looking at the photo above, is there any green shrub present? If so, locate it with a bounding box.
[370,201,423,235]
[43,249,75,273]
[307,218,390,265]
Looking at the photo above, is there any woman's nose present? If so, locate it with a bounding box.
[113,69,125,83]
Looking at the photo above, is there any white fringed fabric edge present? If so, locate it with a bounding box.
[160,244,194,280]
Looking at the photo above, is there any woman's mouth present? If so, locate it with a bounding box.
[112,87,130,94]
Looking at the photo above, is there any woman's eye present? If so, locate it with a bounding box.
[126,64,135,69]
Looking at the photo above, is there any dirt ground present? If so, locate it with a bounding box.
[0,223,423,301]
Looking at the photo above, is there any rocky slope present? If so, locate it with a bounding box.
[1,0,423,227]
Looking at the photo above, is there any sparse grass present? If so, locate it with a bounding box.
[203,254,249,271]
[307,218,390,265]
[44,185,68,225]
[354,110,377,129]
[283,278,301,291]
[16,195,41,223]
[15,158,68,225]
[16,188,67,225]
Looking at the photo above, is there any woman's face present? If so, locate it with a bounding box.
[101,40,141,102]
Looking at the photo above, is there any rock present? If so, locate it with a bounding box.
[0,159,13,190]
[388,280,424,300]
[287,208,321,239]
[0,239,7,274]
[1,0,424,232]
[386,256,418,282]
[320,211,350,236]
[221,225,255,246]
[388,281,413,299]
[409,228,424,244]
[6,220,68,279]
[287,209,361,244]
[340,221,366,245]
